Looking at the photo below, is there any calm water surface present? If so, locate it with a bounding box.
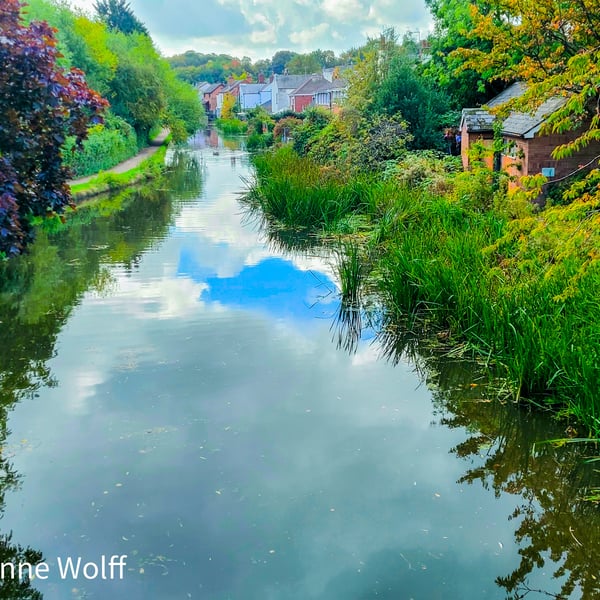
[0,132,599,600]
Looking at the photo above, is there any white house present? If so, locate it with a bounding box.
[239,83,270,111]
[271,74,312,113]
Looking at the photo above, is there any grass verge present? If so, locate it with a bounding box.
[70,137,170,202]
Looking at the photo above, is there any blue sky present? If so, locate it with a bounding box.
[68,0,433,59]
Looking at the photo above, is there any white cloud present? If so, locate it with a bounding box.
[289,23,330,46]
[322,0,368,23]
[67,0,433,59]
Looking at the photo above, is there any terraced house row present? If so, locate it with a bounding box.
[196,68,348,119]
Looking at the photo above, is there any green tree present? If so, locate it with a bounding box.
[373,54,454,149]
[454,0,600,194]
[345,28,401,114]
[94,0,148,35]
[0,0,107,257]
[423,0,503,107]
[287,53,321,75]
[221,92,236,120]
[271,50,298,74]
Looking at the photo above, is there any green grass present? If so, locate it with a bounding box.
[70,140,170,201]
[64,115,140,178]
[245,146,372,230]
[247,145,600,436]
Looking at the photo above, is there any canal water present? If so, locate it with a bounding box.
[0,131,599,600]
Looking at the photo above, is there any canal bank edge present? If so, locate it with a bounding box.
[68,129,172,203]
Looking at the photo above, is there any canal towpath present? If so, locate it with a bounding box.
[68,128,171,187]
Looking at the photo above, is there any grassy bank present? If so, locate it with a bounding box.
[70,138,170,202]
[246,145,600,435]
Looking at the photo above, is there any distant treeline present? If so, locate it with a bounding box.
[167,49,349,84]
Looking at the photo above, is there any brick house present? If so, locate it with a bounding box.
[202,83,224,119]
[289,76,348,113]
[289,76,328,112]
[460,82,600,186]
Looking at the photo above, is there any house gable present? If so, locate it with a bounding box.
[461,83,598,186]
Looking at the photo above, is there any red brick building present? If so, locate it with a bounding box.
[460,83,600,188]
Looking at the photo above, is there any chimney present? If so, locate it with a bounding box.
[258,73,265,84]
[227,75,234,85]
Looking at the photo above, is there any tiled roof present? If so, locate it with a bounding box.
[461,108,496,132]
[239,83,268,94]
[290,76,328,96]
[291,77,348,97]
[463,82,568,137]
[502,96,567,136]
[204,83,223,94]
[486,82,528,108]
[275,74,312,90]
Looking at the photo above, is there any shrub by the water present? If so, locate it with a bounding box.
[64,114,139,178]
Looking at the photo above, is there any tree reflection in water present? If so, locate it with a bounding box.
[377,311,600,599]
[0,151,203,600]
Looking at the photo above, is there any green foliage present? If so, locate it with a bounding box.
[343,27,455,151]
[350,114,410,172]
[70,139,169,198]
[271,50,298,74]
[345,28,401,114]
[286,53,321,75]
[244,107,275,150]
[372,54,454,150]
[167,51,257,84]
[386,150,461,195]
[24,0,204,144]
[63,114,138,177]
[245,146,367,230]
[271,116,302,143]
[215,118,248,135]
[423,0,503,107]
[0,0,107,256]
[94,0,148,35]
[162,72,206,141]
[292,107,332,155]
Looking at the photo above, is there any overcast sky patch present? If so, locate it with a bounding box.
[68,0,433,59]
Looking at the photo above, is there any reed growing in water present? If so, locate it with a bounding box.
[246,145,600,436]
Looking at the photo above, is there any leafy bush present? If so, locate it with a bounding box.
[0,0,107,257]
[350,115,411,173]
[246,132,273,151]
[272,117,303,143]
[386,151,461,195]
[292,107,332,155]
[215,118,248,135]
[64,114,138,177]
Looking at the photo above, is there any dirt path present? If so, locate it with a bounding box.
[68,128,170,187]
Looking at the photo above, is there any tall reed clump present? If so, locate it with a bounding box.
[246,146,366,230]
[377,191,600,434]
[247,143,600,434]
